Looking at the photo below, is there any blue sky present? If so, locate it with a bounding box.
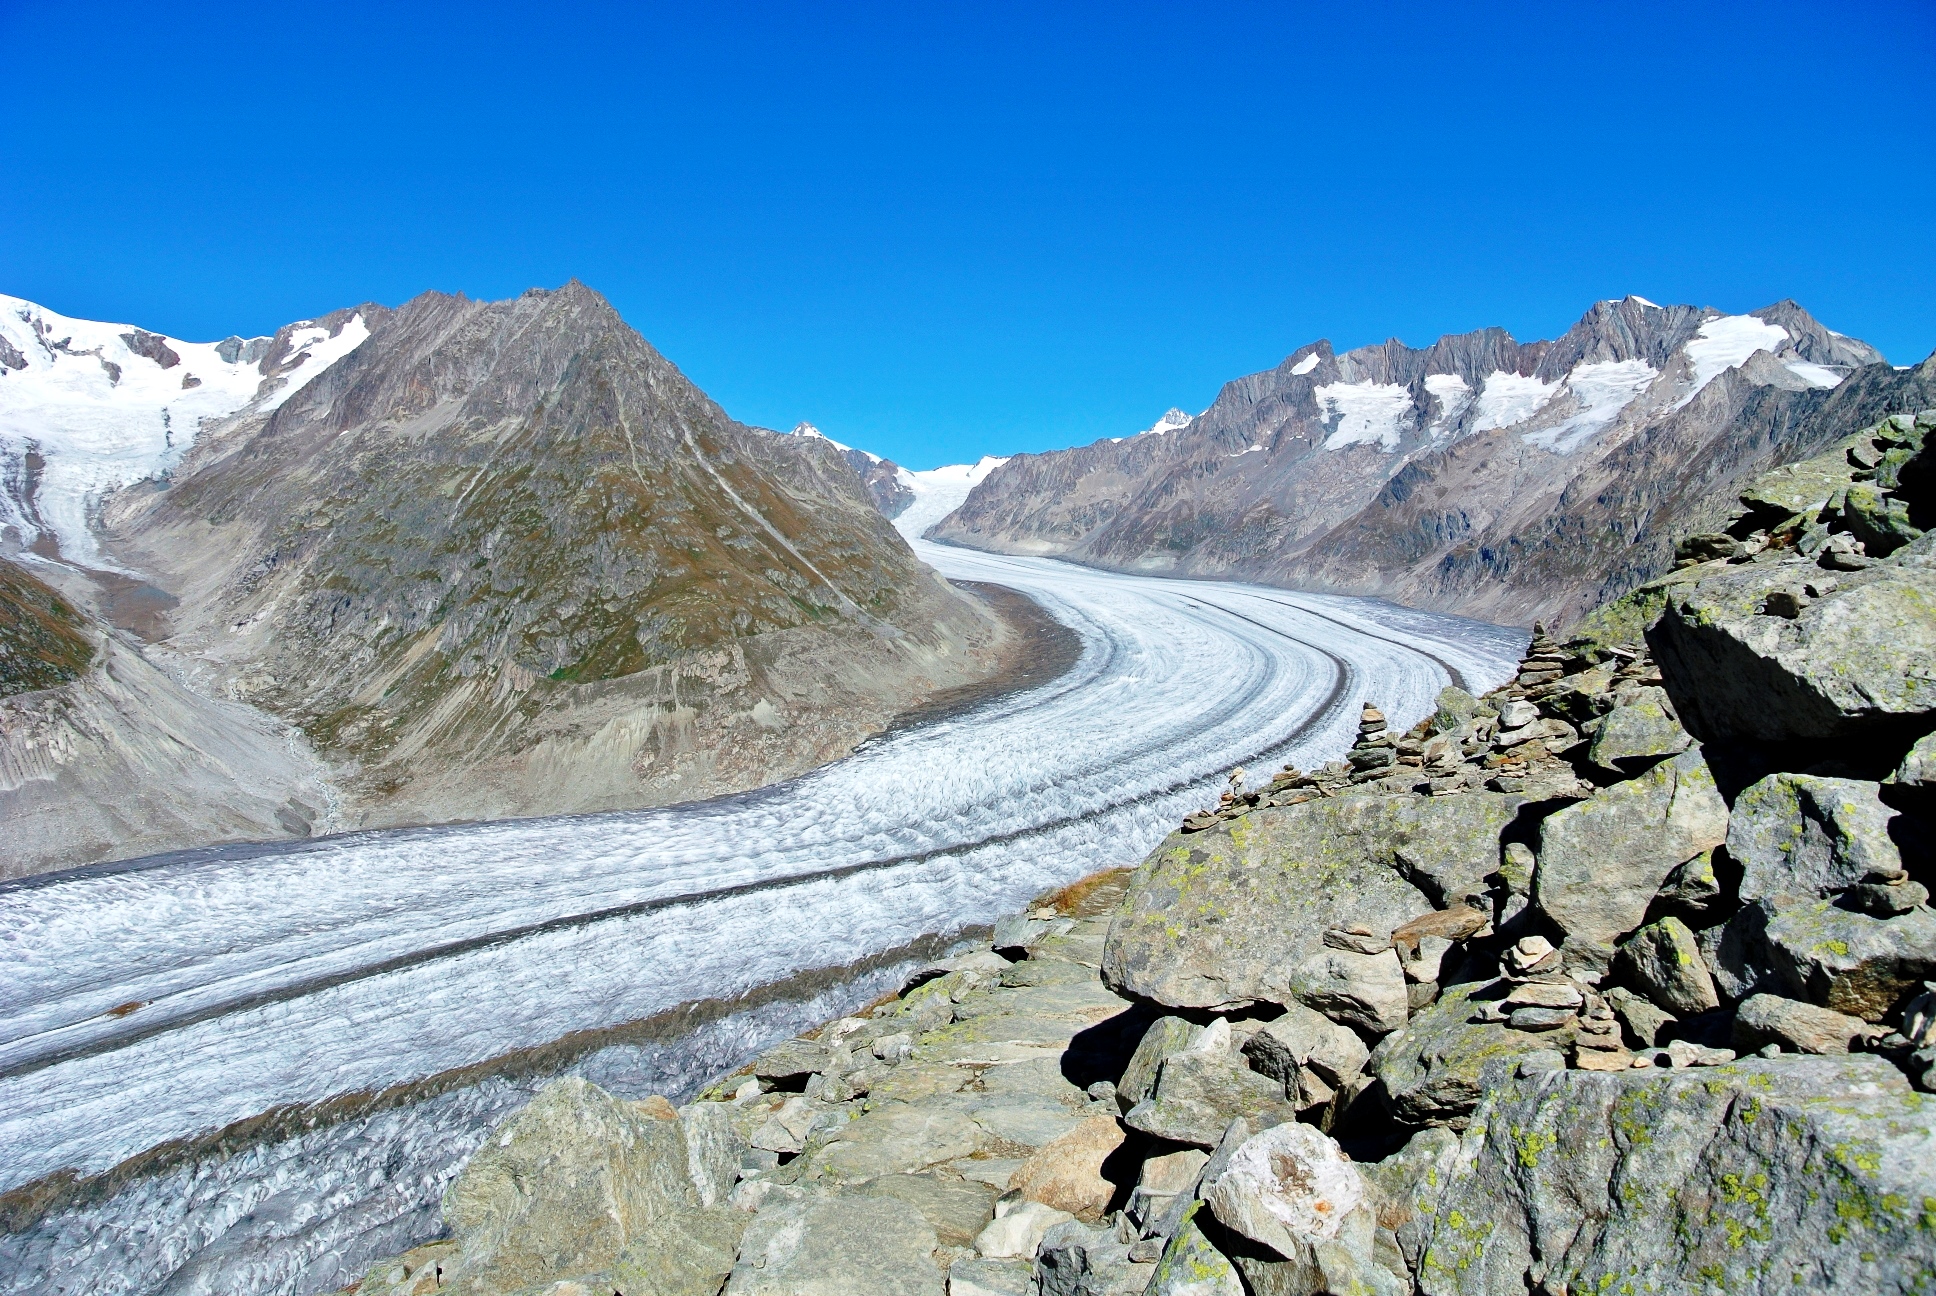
[3,2,1931,468]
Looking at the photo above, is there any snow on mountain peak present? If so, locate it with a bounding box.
[0,295,368,569]
[1290,352,1321,376]
[1681,314,1790,400]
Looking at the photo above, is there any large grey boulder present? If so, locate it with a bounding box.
[1650,560,1936,742]
[1535,747,1729,947]
[1418,1056,1936,1295]
[440,1078,701,1294]
[1361,1127,1463,1277]
[1731,993,1878,1055]
[1282,945,1409,1035]
[1370,981,1559,1127]
[1124,1048,1299,1147]
[609,1205,749,1296]
[1613,916,1719,1015]
[1729,773,1906,903]
[1242,1001,1372,1098]
[724,1190,943,1295]
[1585,689,1691,774]
[1118,1016,1197,1108]
[1034,1219,1149,1296]
[1762,898,1936,1022]
[1104,796,1512,1011]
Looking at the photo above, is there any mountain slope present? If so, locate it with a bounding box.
[933,298,1928,624]
[91,283,1007,830]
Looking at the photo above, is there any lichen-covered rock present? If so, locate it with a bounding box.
[1585,689,1691,773]
[1369,981,1560,1127]
[1119,1016,1198,1107]
[1034,1218,1147,1296]
[1613,916,1720,1016]
[1361,1127,1462,1277]
[1761,898,1936,1022]
[1729,773,1905,903]
[724,1190,943,1296]
[1242,1001,1372,1094]
[1124,1049,1299,1147]
[1898,731,1936,787]
[1534,746,1728,947]
[1104,796,1513,1011]
[1417,1056,1936,1295]
[1651,561,1936,742]
[609,1205,749,1296]
[440,1077,699,1294]
[1282,945,1409,1035]
[1147,1203,1245,1296]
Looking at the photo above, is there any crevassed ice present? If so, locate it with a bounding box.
[1470,371,1561,433]
[1520,359,1658,455]
[1679,314,1789,404]
[1423,374,1473,439]
[0,297,368,567]
[1315,380,1413,451]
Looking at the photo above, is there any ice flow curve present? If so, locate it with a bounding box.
[0,490,1522,1196]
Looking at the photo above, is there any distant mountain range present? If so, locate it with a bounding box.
[0,285,1010,875]
[931,298,1936,624]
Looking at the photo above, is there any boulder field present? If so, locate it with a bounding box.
[351,411,1936,1296]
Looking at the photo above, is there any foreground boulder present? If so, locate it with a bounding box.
[1651,561,1936,743]
[1419,1055,1936,1295]
[1103,794,1518,1011]
[439,1077,742,1295]
[1534,746,1728,948]
[1728,772,1906,903]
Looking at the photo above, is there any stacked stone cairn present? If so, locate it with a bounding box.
[357,412,1936,1296]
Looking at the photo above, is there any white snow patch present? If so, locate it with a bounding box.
[1679,314,1790,404]
[1628,295,1660,308]
[789,421,859,453]
[1521,359,1658,454]
[1230,444,1263,457]
[891,456,1010,539]
[1314,381,1412,451]
[1423,374,1473,439]
[1783,360,1844,389]
[1290,352,1320,376]
[0,296,366,569]
[1110,408,1194,443]
[258,314,368,411]
[1470,371,1561,433]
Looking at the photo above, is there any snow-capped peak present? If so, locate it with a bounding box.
[0,295,369,569]
[1110,407,1196,443]
[789,420,861,455]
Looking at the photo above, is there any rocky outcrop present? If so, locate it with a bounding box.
[934,298,1936,626]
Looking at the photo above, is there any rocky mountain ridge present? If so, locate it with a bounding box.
[367,407,1936,1295]
[933,297,1936,626]
[1,285,1016,875]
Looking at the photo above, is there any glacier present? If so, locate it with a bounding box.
[0,491,1522,1294]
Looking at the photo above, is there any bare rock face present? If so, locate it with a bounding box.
[933,298,1933,626]
[98,283,1005,834]
[1418,1056,1936,1295]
